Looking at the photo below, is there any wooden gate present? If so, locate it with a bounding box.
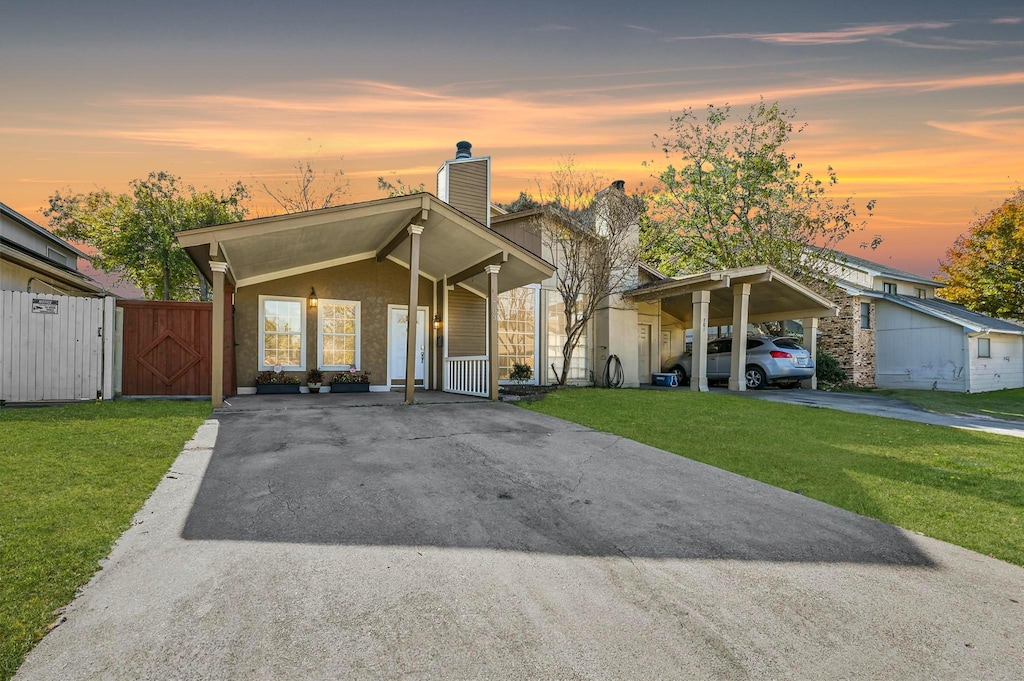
[119,294,235,397]
[1,290,112,402]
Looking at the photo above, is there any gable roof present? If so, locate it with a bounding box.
[823,248,937,287]
[880,293,1024,335]
[0,202,89,259]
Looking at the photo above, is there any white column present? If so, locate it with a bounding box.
[802,316,819,390]
[210,261,229,408]
[728,283,751,392]
[691,290,710,392]
[486,264,501,400]
[405,224,424,405]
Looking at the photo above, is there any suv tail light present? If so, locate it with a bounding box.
[770,350,793,359]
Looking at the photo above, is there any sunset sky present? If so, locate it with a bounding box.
[2,0,1022,278]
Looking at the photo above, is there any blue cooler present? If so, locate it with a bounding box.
[651,373,679,387]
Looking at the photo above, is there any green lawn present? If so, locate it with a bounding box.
[521,389,1024,566]
[875,388,1024,422]
[0,401,211,681]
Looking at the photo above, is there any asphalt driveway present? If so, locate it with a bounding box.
[16,397,1024,679]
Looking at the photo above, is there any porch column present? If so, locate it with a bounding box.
[486,264,501,400]
[209,261,228,408]
[405,224,424,405]
[802,316,819,390]
[691,290,710,392]
[728,283,751,392]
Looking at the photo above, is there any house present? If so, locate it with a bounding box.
[177,143,847,405]
[177,142,555,406]
[819,251,1024,392]
[0,202,104,295]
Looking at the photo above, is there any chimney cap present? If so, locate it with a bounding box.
[455,141,473,159]
[611,180,626,192]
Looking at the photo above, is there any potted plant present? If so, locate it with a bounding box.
[330,367,371,393]
[306,369,324,392]
[255,370,301,394]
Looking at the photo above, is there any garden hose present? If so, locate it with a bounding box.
[602,354,624,388]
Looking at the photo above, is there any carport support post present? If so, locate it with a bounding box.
[210,261,228,408]
[405,224,424,405]
[691,290,710,392]
[728,283,751,392]
[802,316,818,390]
[486,264,501,400]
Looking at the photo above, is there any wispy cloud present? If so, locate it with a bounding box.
[926,118,1024,141]
[534,24,575,32]
[625,24,657,33]
[991,17,1023,24]
[666,21,953,45]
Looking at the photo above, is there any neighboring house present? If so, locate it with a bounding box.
[819,251,1024,392]
[0,202,104,295]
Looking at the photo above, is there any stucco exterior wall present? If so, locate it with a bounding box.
[234,258,434,388]
[818,292,877,387]
[968,334,1024,392]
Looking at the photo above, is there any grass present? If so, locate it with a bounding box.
[874,388,1024,422]
[521,389,1024,566]
[0,401,211,681]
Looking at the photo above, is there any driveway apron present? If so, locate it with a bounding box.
[16,398,1024,680]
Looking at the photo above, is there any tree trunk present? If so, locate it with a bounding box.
[163,265,171,301]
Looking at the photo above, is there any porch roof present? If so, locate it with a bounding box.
[625,265,838,325]
[176,193,554,293]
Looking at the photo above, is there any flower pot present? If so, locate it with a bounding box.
[330,382,370,393]
[307,382,322,391]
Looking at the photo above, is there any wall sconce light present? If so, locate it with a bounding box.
[433,314,442,330]
[308,287,318,308]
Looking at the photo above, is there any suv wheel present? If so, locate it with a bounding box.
[745,366,767,390]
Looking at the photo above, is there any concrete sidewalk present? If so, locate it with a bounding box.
[16,400,1024,680]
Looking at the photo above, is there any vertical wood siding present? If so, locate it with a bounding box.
[1,290,104,401]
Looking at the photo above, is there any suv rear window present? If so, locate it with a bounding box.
[773,338,801,349]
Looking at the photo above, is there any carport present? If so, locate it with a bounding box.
[625,265,838,391]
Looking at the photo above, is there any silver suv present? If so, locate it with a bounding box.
[662,336,815,389]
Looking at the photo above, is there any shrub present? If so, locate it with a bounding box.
[306,369,323,384]
[815,347,847,386]
[256,371,300,385]
[509,362,534,384]
[331,369,370,384]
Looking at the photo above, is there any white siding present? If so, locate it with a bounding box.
[968,334,1024,392]
[874,301,967,391]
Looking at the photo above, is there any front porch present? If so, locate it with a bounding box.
[177,194,554,407]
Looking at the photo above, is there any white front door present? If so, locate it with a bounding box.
[388,307,427,387]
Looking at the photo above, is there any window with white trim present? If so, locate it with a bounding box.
[259,296,306,370]
[498,287,537,381]
[546,290,587,381]
[978,337,991,358]
[318,299,360,369]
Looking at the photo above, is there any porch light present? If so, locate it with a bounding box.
[433,314,442,330]
[308,288,318,308]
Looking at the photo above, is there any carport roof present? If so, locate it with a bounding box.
[176,193,554,293]
[625,265,838,325]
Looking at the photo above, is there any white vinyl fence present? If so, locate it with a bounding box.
[0,290,114,403]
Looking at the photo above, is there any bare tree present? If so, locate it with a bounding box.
[260,159,347,214]
[533,160,642,385]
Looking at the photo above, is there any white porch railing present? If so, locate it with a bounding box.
[444,356,489,397]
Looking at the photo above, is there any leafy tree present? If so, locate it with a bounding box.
[259,159,347,213]
[377,175,425,197]
[938,188,1024,320]
[533,161,642,385]
[651,99,878,282]
[45,172,249,300]
[496,191,541,214]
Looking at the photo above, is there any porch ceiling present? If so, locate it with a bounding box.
[626,265,838,325]
[177,194,553,292]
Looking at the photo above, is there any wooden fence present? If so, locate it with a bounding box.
[0,290,113,403]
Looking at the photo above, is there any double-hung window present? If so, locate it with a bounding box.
[318,299,360,369]
[259,296,306,370]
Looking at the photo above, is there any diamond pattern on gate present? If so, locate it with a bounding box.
[135,329,202,386]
